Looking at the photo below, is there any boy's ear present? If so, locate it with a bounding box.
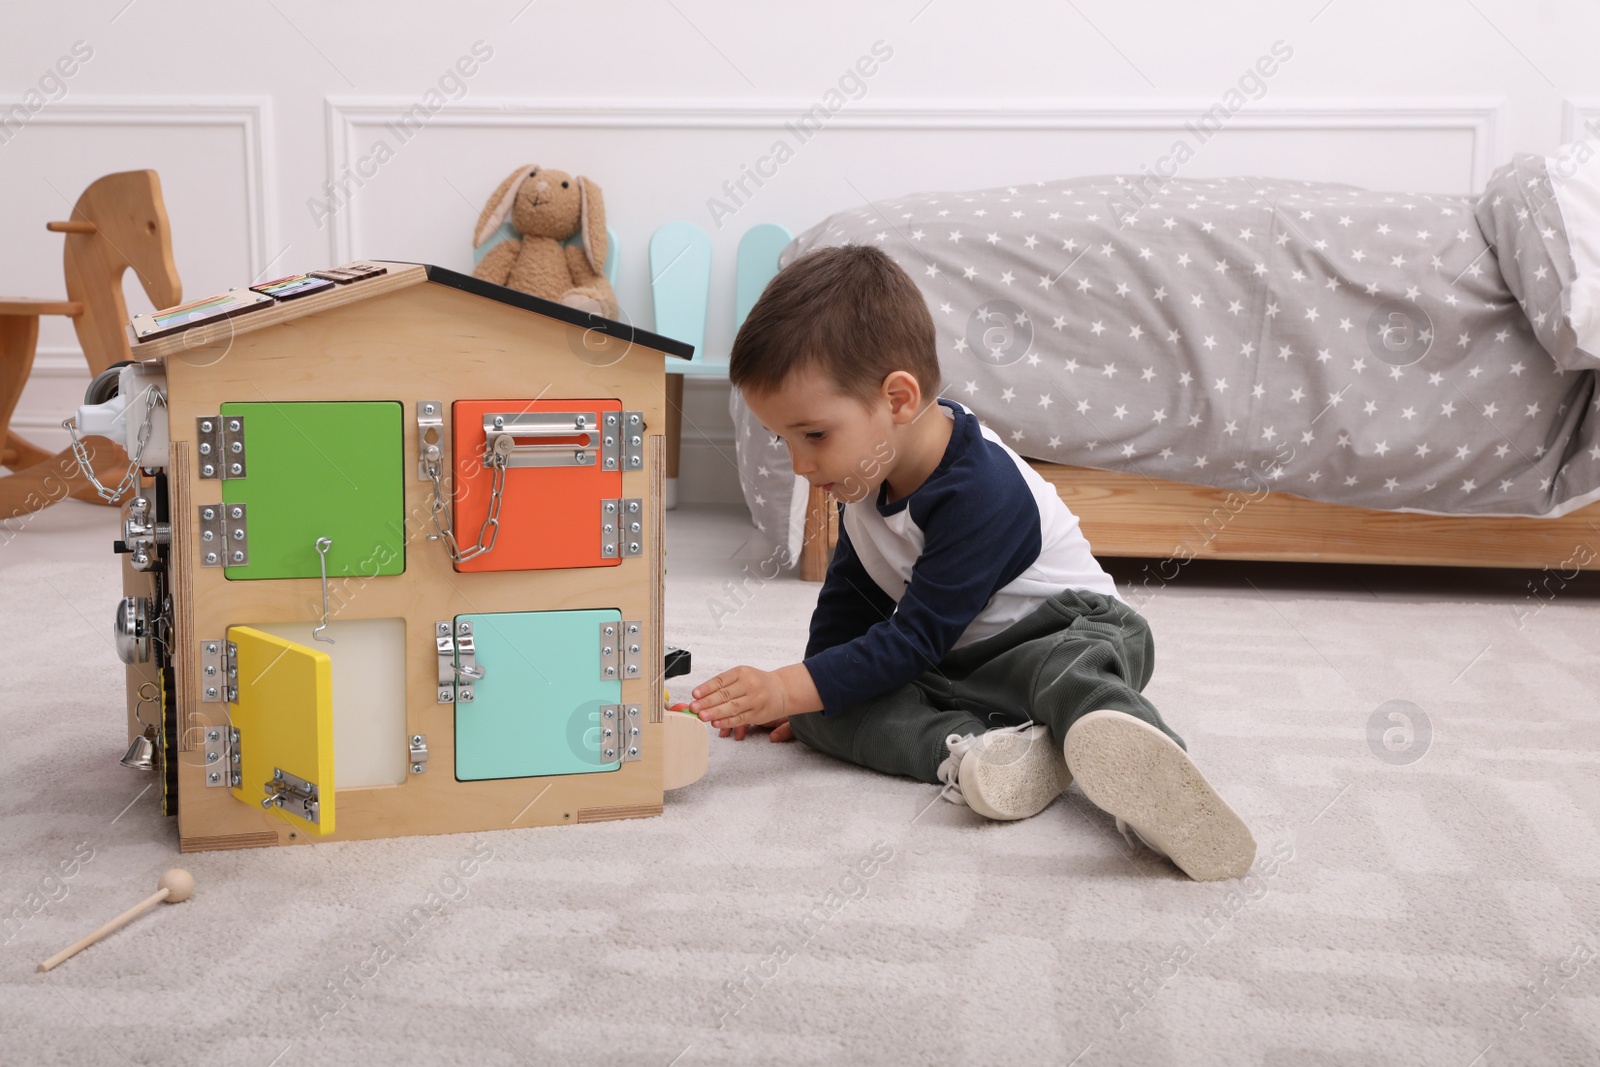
[881,370,922,420]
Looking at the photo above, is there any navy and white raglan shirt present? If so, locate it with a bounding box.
[802,397,1126,718]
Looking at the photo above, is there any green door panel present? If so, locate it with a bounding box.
[220,401,405,581]
[455,609,623,781]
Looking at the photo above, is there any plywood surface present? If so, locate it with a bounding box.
[128,263,429,362]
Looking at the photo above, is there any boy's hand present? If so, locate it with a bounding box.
[719,717,794,743]
[691,666,791,731]
[691,663,822,742]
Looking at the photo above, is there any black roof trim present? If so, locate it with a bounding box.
[413,263,695,360]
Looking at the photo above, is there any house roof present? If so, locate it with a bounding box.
[128,260,695,361]
[419,264,694,359]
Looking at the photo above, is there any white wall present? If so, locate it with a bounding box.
[4,0,1597,504]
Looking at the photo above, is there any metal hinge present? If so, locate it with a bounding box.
[598,703,642,763]
[199,638,237,703]
[409,734,428,774]
[202,723,240,789]
[456,621,480,702]
[435,622,455,704]
[622,411,645,470]
[599,411,620,471]
[196,414,247,479]
[600,498,643,559]
[261,767,319,824]
[599,619,643,681]
[598,410,645,471]
[436,620,483,703]
[198,503,249,567]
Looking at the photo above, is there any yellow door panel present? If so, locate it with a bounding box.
[228,625,335,835]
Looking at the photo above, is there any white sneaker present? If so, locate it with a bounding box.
[936,722,1073,821]
[1064,709,1256,882]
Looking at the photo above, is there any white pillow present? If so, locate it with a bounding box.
[1550,137,1600,359]
[1475,144,1599,370]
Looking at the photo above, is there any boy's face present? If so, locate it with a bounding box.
[743,366,898,505]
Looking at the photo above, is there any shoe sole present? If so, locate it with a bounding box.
[959,727,1073,821]
[1064,710,1256,881]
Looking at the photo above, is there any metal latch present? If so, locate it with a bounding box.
[199,503,249,567]
[199,638,237,703]
[600,499,643,558]
[202,723,240,788]
[598,703,642,763]
[409,734,428,774]
[121,495,170,572]
[196,414,247,479]
[436,620,484,703]
[417,400,444,481]
[599,619,643,681]
[482,411,599,468]
[261,767,320,824]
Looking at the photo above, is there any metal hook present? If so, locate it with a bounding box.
[313,537,335,644]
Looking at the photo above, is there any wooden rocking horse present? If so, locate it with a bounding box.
[0,169,181,520]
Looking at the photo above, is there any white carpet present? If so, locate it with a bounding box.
[2,501,1598,1066]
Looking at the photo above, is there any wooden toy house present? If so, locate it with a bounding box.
[100,262,701,852]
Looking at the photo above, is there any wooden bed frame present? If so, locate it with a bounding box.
[796,463,1600,582]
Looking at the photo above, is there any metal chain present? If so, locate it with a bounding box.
[426,448,506,563]
[61,385,166,503]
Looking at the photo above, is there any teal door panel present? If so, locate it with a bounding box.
[220,401,406,581]
[455,609,623,781]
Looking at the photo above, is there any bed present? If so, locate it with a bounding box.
[728,145,1600,581]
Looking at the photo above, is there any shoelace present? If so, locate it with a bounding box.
[937,732,979,806]
[936,720,1041,806]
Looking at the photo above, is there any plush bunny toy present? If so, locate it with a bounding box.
[471,164,619,319]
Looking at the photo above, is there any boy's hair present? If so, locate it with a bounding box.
[729,244,939,409]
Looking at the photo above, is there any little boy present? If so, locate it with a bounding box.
[689,244,1256,882]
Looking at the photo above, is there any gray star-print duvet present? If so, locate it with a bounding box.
[731,155,1600,566]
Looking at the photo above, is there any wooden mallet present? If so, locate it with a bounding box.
[37,868,195,972]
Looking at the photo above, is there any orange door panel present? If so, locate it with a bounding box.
[452,398,625,572]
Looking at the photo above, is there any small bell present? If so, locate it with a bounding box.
[120,725,157,771]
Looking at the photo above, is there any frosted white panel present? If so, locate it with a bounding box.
[252,617,408,789]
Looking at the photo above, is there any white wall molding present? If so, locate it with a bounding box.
[325,96,1504,131]
[4,94,278,445]
[27,349,89,378]
[4,96,279,280]
[1562,98,1600,142]
[323,96,1503,260]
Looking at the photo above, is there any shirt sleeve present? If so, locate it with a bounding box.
[804,507,898,660]
[802,478,1039,717]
